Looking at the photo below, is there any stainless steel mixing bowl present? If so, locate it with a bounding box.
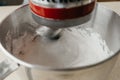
[0,4,119,80]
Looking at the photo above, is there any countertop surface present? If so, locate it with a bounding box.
[0,2,120,80]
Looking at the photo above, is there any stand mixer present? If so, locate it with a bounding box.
[0,1,120,80]
[29,0,96,39]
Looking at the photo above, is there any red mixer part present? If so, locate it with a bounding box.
[30,1,95,20]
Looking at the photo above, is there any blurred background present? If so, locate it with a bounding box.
[0,0,24,6]
[97,0,119,1]
[0,0,120,6]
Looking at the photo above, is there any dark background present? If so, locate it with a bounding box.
[0,0,23,6]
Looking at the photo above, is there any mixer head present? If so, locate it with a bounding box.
[30,0,95,29]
